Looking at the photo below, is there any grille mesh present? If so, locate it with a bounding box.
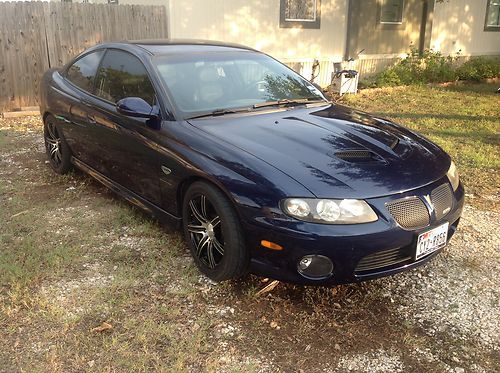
[386,197,430,229]
[431,183,453,220]
[355,247,412,273]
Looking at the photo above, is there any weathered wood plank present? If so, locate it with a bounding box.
[0,2,168,112]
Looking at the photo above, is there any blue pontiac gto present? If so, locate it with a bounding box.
[40,40,464,285]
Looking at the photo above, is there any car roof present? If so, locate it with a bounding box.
[122,39,257,55]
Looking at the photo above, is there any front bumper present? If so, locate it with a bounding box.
[239,177,465,285]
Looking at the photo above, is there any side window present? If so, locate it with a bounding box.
[94,50,156,105]
[66,50,104,93]
[380,0,404,24]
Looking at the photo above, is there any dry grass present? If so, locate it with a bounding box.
[1,84,499,371]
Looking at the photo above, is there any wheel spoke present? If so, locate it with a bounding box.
[211,216,220,228]
[47,123,57,140]
[189,200,207,224]
[188,224,205,235]
[50,144,58,156]
[206,241,216,268]
[46,137,57,145]
[200,195,208,220]
[212,238,224,255]
[54,150,62,163]
[196,234,210,257]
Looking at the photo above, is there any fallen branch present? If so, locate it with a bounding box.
[255,280,279,297]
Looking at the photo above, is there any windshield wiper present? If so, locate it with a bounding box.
[186,107,251,120]
[253,98,326,109]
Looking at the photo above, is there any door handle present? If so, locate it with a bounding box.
[87,115,97,124]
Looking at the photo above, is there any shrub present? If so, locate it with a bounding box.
[374,69,402,87]
[456,57,500,81]
[371,47,458,87]
[370,48,500,88]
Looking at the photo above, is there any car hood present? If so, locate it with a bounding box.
[187,104,451,199]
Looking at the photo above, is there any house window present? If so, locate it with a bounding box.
[380,0,404,24]
[485,0,500,31]
[280,0,321,29]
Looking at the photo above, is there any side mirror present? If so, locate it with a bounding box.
[116,97,157,119]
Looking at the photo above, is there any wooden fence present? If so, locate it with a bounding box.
[0,2,168,113]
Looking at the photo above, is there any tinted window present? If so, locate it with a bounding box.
[95,50,156,105]
[66,50,104,92]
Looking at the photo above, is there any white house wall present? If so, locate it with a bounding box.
[431,0,500,56]
[167,0,348,85]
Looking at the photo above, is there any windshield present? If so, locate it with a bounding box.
[153,51,327,118]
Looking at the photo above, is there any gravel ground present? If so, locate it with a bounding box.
[1,116,498,371]
[378,205,500,348]
[347,204,500,372]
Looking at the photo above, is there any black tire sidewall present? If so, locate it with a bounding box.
[182,181,248,281]
[44,115,72,174]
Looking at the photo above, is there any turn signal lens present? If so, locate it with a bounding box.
[261,240,283,251]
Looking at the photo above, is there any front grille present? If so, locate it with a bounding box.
[355,247,412,273]
[431,183,453,220]
[386,197,430,230]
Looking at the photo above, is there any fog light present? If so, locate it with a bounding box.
[297,255,334,280]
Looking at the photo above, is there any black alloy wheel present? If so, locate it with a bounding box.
[187,194,225,269]
[183,181,248,281]
[44,115,72,174]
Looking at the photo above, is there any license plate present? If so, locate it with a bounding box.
[415,222,449,260]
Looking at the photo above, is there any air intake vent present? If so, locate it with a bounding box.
[355,247,413,274]
[335,150,376,162]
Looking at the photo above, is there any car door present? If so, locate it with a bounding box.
[62,49,105,162]
[84,49,162,205]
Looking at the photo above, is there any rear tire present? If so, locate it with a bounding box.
[43,115,72,174]
[182,181,249,281]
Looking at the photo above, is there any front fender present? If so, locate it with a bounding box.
[156,120,314,218]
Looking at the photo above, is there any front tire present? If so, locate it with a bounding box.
[43,115,72,174]
[182,181,249,281]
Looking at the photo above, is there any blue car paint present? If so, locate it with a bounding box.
[39,40,464,285]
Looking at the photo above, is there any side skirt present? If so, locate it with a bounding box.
[71,157,182,227]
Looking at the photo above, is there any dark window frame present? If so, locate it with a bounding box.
[378,0,405,30]
[279,0,321,29]
[485,0,500,31]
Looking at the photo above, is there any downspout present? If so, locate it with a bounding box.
[418,0,429,56]
[344,0,354,61]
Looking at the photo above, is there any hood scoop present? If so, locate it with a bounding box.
[335,150,383,163]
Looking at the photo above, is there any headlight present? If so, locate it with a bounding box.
[446,161,460,191]
[282,198,378,224]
